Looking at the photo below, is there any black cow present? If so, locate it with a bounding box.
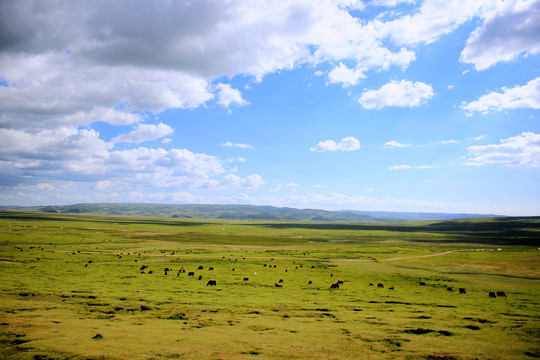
[198,266,204,270]
[337,280,344,285]
[459,288,466,294]
[164,267,171,272]
[446,287,453,292]
[419,282,427,286]
[140,265,148,271]
[208,267,214,271]
[330,283,339,289]
[278,279,284,283]
[187,272,195,276]
[308,280,312,285]
[275,283,282,288]
[148,270,153,274]
[377,283,384,288]
[243,277,249,281]
[489,291,497,298]
[198,275,203,280]
[369,283,373,286]
[388,287,394,290]
[496,291,507,297]
[207,280,217,286]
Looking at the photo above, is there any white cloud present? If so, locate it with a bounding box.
[375,0,493,46]
[390,163,438,170]
[473,135,487,141]
[95,180,112,190]
[0,125,266,192]
[161,138,173,144]
[383,140,410,148]
[328,62,366,87]
[358,80,434,109]
[220,141,254,149]
[310,136,361,152]
[440,139,458,144]
[371,0,415,7]
[215,84,249,108]
[466,132,540,167]
[416,164,439,169]
[389,164,411,170]
[0,0,423,134]
[460,0,540,70]
[461,77,540,115]
[111,123,174,144]
[222,174,265,190]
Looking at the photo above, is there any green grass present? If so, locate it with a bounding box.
[0,212,539,359]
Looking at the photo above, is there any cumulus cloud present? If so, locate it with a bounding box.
[371,0,415,7]
[0,0,422,133]
[0,125,264,192]
[310,137,361,152]
[375,0,493,46]
[466,132,540,167]
[111,123,174,144]
[328,62,366,87]
[460,0,540,70]
[383,140,410,148]
[461,77,540,115]
[358,80,434,109]
[221,174,265,190]
[216,84,249,107]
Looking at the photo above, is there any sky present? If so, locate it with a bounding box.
[0,0,539,216]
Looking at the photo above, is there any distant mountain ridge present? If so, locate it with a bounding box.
[0,203,503,222]
[340,210,502,221]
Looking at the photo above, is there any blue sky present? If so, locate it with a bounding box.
[0,0,539,215]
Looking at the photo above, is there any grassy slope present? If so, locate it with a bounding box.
[0,212,539,359]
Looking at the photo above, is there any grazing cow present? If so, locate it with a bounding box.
[198,266,204,270]
[278,279,284,283]
[330,283,340,289]
[207,280,217,286]
[446,287,453,292]
[377,283,384,288]
[337,280,344,285]
[308,280,312,285]
[140,265,148,271]
[164,267,171,272]
[489,291,497,298]
[388,287,394,290]
[419,282,427,286]
[369,283,373,286]
[496,291,507,297]
[198,275,203,280]
[275,283,282,288]
[243,277,249,281]
[459,288,467,294]
[208,267,214,271]
[148,271,153,274]
[187,272,195,276]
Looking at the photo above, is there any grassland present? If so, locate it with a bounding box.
[0,212,539,359]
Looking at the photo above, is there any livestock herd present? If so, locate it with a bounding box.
[134,261,508,298]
